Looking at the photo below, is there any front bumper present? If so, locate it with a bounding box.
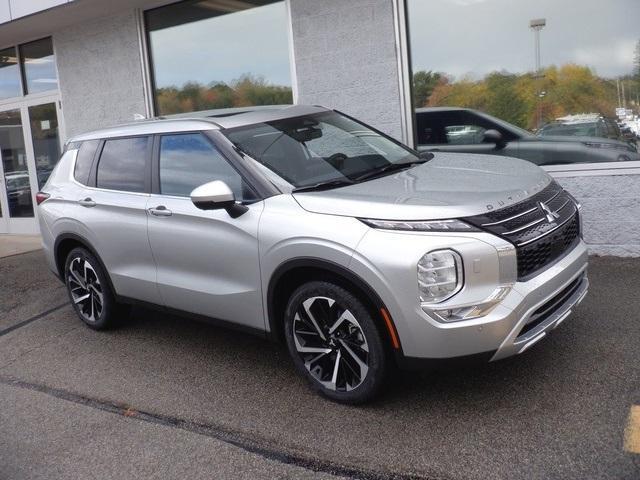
[351,230,589,363]
[417,240,588,363]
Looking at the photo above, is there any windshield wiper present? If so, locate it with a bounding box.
[292,179,355,193]
[352,159,427,182]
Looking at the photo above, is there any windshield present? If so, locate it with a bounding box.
[223,111,420,190]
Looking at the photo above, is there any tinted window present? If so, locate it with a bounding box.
[416,111,516,145]
[20,38,58,95]
[159,133,255,200]
[74,140,99,185]
[97,137,148,192]
[145,0,292,115]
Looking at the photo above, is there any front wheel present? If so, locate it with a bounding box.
[284,281,389,404]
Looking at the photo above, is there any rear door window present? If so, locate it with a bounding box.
[97,137,150,193]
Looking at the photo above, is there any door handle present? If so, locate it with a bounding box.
[148,205,172,217]
[78,197,96,207]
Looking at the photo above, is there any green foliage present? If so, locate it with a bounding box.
[156,74,293,115]
[414,64,621,130]
[412,71,443,108]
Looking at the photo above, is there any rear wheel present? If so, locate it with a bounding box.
[284,281,389,404]
[64,247,126,330]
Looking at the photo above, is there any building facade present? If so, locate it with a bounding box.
[0,0,638,256]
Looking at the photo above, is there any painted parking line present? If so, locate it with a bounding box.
[624,405,640,454]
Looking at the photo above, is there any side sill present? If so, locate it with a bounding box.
[115,296,269,341]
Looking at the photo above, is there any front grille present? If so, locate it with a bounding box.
[465,182,581,280]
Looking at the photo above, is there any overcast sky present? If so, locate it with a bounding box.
[408,0,640,79]
[149,2,291,89]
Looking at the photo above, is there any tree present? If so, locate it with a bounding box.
[634,39,640,79]
[412,70,443,107]
[154,75,293,115]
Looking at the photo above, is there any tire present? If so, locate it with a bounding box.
[64,247,127,330]
[284,281,389,404]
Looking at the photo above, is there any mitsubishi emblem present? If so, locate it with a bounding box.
[538,201,559,223]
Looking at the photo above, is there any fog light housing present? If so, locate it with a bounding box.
[418,249,463,304]
[430,286,512,322]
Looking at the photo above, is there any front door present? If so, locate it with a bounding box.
[146,132,264,330]
[0,97,62,234]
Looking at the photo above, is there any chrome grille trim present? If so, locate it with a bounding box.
[481,206,539,227]
[516,205,578,246]
[503,217,545,236]
[464,182,581,280]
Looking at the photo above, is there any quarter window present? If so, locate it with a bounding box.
[159,133,255,201]
[74,140,99,185]
[97,137,149,192]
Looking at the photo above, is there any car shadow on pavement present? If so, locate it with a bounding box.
[118,301,586,413]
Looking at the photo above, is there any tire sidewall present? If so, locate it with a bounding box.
[284,280,388,404]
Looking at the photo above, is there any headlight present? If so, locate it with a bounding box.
[360,218,478,232]
[417,249,463,304]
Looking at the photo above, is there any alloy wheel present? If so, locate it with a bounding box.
[292,296,370,392]
[67,256,104,323]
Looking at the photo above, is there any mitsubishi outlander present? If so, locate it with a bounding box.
[37,105,589,403]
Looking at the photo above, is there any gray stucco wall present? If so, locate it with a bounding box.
[53,10,147,138]
[290,0,404,140]
[556,173,640,257]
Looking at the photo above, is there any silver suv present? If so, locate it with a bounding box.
[38,105,589,403]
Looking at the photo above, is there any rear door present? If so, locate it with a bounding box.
[146,132,264,330]
[74,135,160,304]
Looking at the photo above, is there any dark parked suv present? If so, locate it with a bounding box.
[415,107,640,165]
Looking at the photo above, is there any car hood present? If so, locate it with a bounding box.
[292,152,552,220]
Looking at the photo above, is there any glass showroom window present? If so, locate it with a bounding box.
[145,0,292,116]
[0,38,57,100]
[19,37,59,94]
[406,0,640,166]
[0,47,22,99]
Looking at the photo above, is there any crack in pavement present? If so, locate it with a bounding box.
[0,375,447,480]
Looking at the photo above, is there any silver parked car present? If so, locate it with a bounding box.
[37,105,588,403]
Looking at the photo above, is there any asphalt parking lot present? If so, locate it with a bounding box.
[1,250,639,480]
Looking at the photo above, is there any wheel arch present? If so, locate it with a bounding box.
[54,233,118,296]
[266,257,402,353]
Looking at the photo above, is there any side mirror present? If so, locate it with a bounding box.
[190,180,248,218]
[483,129,505,148]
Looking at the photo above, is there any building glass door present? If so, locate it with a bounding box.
[0,98,62,234]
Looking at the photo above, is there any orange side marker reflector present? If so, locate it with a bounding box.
[380,307,400,350]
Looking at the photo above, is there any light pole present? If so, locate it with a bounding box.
[530,18,546,129]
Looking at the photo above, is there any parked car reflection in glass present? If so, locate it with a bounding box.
[415,107,640,165]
